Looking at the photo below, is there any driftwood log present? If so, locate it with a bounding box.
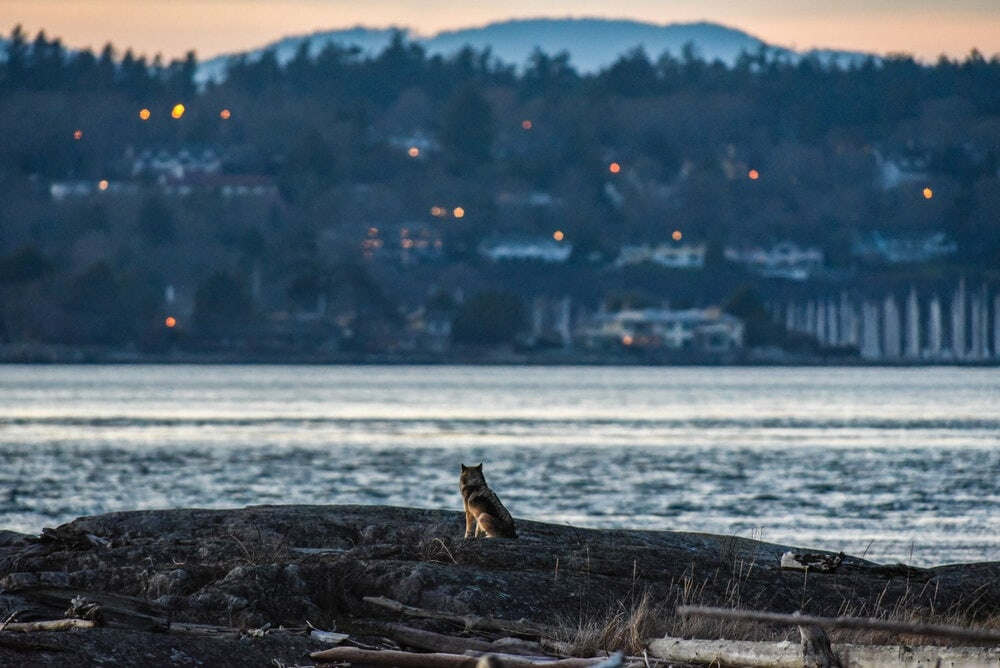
[310,646,629,667]
[647,635,1000,668]
[647,606,1000,667]
[675,605,1000,644]
[0,618,96,633]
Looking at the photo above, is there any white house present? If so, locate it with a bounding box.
[617,243,706,268]
[725,242,823,280]
[580,306,743,354]
[479,237,572,263]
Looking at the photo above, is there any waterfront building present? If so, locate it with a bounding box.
[883,295,902,359]
[905,287,921,359]
[860,301,881,360]
[926,295,943,359]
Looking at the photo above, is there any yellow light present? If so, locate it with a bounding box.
[98,179,109,191]
[453,207,465,218]
[407,146,420,158]
[609,162,621,174]
[171,103,186,119]
[219,109,231,120]
[139,108,151,120]
[73,129,83,141]
[521,119,533,130]
[672,230,682,241]
[553,230,564,241]
[923,187,933,199]
[748,169,760,180]
[164,316,177,328]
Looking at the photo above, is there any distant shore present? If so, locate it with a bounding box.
[2,342,997,367]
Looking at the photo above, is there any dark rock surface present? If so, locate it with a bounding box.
[2,505,999,666]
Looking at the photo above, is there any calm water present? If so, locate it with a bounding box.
[1,364,998,566]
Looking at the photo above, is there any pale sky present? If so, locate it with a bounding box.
[4,0,999,62]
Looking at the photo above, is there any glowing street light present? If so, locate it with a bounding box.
[609,162,621,174]
[219,109,231,120]
[672,230,683,241]
[748,169,760,180]
[553,230,565,241]
[923,187,934,199]
[407,146,420,158]
[171,103,186,119]
[453,207,465,218]
[521,119,533,130]
[73,129,83,141]
[139,108,151,120]
[164,316,177,328]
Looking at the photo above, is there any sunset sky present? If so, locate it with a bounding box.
[6,0,999,63]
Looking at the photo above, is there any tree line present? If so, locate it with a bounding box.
[1,25,998,354]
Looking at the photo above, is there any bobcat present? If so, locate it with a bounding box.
[460,463,517,539]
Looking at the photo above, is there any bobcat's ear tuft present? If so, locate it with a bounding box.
[461,463,468,470]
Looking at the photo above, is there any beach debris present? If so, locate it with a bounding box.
[65,595,104,624]
[780,551,844,573]
[243,622,271,639]
[306,620,348,645]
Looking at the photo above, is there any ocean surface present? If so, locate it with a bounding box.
[1,364,998,566]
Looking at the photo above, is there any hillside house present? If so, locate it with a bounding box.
[725,242,823,280]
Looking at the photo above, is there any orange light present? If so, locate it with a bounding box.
[748,169,760,180]
[923,187,933,199]
[171,103,185,119]
[672,230,682,241]
[407,146,420,157]
[73,129,83,141]
[453,207,465,218]
[622,335,634,346]
[139,108,151,120]
[521,119,533,130]
[553,230,564,241]
[164,316,177,328]
[609,162,621,174]
[98,179,109,191]
[430,206,444,217]
[219,108,231,120]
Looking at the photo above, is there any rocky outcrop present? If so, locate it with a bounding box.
[1,505,998,666]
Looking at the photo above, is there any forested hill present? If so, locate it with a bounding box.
[0,25,998,354]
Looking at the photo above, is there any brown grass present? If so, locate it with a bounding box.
[553,590,667,656]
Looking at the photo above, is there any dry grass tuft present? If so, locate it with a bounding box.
[554,590,667,656]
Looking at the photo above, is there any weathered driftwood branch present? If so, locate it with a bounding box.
[675,605,1000,643]
[364,595,560,637]
[0,618,97,633]
[310,646,630,668]
[166,622,242,638]
[381,622,546,657]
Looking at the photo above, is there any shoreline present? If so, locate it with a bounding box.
[2,343,998,367]
[2,505,999,666]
